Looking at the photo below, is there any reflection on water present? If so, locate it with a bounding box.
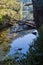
[0,28,38,61]
[0,29,11,61]
[8,30,38,58]
[0,28,19,61]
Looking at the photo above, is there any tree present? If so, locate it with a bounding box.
[32,0,43,28]
[0,0,22,23]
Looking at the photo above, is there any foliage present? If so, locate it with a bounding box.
[2,14,11,24]
[26,25,43,65]
[0,0,22,24]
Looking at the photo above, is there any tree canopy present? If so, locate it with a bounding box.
[0,0,22,23]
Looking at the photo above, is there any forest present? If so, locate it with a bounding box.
[0,0,43,65]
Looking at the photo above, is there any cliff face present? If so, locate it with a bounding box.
[32,0,43,28]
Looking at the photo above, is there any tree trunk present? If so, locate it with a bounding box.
[32,0,43,28]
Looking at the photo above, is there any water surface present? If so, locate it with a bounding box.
[8,29,38,58]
